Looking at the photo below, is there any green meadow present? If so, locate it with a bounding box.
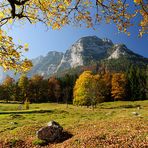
[0,100,147,147]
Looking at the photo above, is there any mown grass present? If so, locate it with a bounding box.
[0,100,147,147]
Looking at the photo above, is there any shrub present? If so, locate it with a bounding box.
[24,99,30,110]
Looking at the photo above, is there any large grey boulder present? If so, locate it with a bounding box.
[37,120,63,142]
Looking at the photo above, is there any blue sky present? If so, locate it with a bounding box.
[3,20,148,59]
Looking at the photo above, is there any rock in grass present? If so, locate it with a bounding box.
[10,122,18,125]
[132,112,139,116]
[37,120,63,142]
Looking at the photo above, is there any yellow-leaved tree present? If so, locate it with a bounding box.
[73,71,105,108]
[0,0,147,71]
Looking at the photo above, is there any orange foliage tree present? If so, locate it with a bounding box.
[111,73,127,100]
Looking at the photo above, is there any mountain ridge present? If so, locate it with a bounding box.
[27,36,148,77]
[0,36,147,82]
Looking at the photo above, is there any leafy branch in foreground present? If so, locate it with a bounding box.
[0,0,147,71]
[0,0,147,35]
[0,29,32,72]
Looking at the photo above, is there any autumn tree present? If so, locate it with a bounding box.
[111,73,127,100]
[73,71,105,107]
[0,0,147,71]
[2,76,15,101]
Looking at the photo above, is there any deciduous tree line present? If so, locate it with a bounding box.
[74,65,148,107]
[0,65,147,105]
[0,74,77,103]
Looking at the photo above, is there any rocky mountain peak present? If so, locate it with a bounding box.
[78,36,102,43]
[56,36,114,72]
[0,36,146,82]
[77,36,113,47]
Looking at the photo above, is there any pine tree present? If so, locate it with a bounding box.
[126,65,146,101]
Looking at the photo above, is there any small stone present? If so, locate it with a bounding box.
[10,122,18,125]
[132,112,139,116]
[137,106,141,110]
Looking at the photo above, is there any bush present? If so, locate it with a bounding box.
[24,99,30,110]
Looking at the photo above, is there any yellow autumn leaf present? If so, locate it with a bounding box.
[0,12,4,18]
[134,0,142,4]
[24,43,29,48]
[8,19,13,24]
[52,22,61,29]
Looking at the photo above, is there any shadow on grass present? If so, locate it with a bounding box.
[56,131,73,143]
[100,104,141,109]
[10,114,25,119]
[0,109,70,115]
[0,109,53,115]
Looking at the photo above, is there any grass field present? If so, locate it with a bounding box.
[0,100,148,148]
